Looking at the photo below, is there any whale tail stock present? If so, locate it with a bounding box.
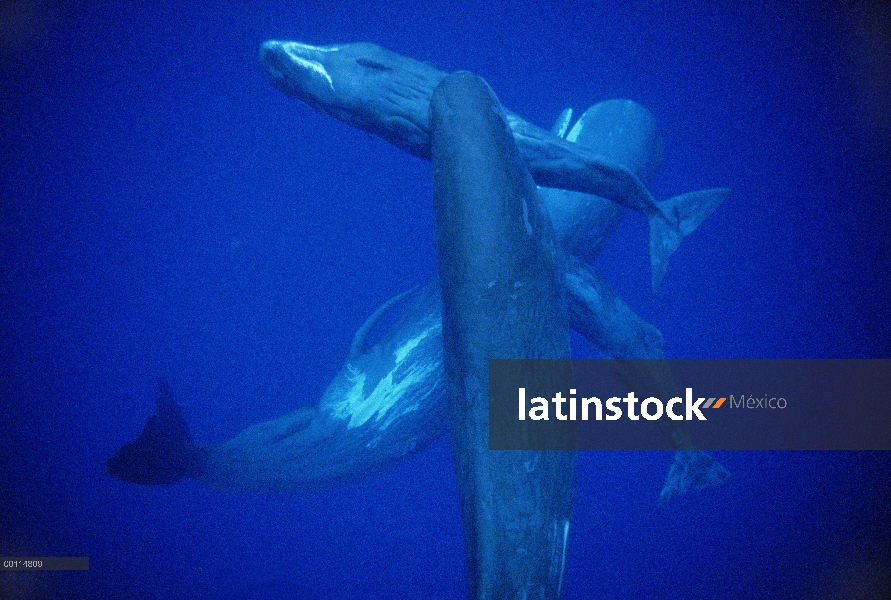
[649,188,731,290]
[549,106,729,291]
[107,378,205,486]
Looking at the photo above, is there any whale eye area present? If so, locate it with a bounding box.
[356,58,392,72]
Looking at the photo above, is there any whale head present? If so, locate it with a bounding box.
[261,41,345,112]
[260,40,446,158]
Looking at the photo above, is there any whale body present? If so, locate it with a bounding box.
[260,40,730,289]
[432,69,574,600]
[107,264,665,494]
[109,55,728,502]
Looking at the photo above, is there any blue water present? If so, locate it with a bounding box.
[2,1,889,598]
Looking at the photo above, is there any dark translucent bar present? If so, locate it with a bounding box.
[1,557,89,570]
[491,359,891,450]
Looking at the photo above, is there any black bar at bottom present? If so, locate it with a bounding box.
[1,557,89,571]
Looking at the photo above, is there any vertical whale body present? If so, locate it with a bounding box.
[431,71,575,599]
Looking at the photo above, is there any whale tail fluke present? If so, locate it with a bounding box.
[107,378,205,486]
[658,450,731,506]
[649,188,731,290]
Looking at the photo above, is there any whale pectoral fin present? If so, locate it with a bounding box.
[107,378,204,486]
[659,449,731,506]
[348,285,420,360]
[649,188,731,290]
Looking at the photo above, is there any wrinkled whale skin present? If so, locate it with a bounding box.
[261,40,730,289]
[432,70,574,600]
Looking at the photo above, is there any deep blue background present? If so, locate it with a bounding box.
[2,1,889,598]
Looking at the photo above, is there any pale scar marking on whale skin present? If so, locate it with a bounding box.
[329,323,441,429]
[281,42,339,91]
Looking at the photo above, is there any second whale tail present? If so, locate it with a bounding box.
[107,378,205,486]
[649,187,732,290]
[549,104,730,291]
[659,449,732,506]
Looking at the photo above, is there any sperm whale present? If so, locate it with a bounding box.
[431,69,575,599]
[109,73,727,502]
[260,39,729,289]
